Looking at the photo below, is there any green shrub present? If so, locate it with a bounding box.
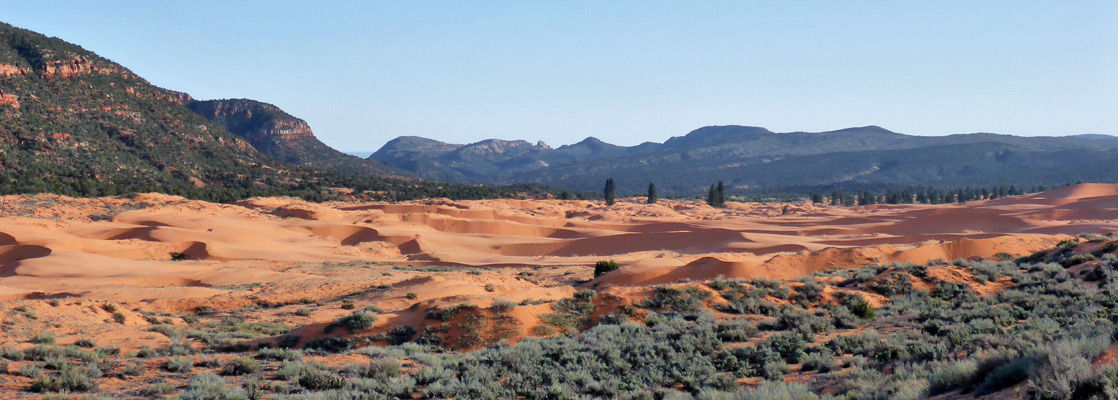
[800,351,837,372]
[30,365,98,392]
[594,260,620,277]
[298,368,346,391]
[222,356,260,376]
[1027,341,1093,399]
[389,325,417,345]
[425,303,476,322]
[329,310,378,333]
[850,300,876,320]
[165,356,193,373]
[30,332,55,345]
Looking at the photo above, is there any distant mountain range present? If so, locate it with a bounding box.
[369,126,1118,195]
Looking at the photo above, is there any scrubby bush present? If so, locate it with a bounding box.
[594,260,620,277]
[328,310,378,333]
[165,356,193,373]
[298,368,346,391]
[31,332,55,345]
[389,325,417,345]
[30,365,98,392]
[222,356,260,375]
[636,285,711,312]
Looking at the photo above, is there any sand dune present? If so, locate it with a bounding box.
[0,184,1114,350]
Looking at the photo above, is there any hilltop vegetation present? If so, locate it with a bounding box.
[371,125,1118,195]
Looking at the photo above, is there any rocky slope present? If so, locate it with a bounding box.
[0,21,315,198]
[0,21,529,202]
[184,98,406,176]
[371,125,1118,195]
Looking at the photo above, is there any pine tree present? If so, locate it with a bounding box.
[707,185,717,207]
[811,193,824,204]
[647,182,657,204]
[716,181,725,207]
[604,178,616,206]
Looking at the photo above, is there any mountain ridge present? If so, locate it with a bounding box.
[370,125,1118,195]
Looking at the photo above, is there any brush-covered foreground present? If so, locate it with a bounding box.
[0,234,1116,399]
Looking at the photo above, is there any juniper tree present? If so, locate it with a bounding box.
[647,182,657,204]
[604,178,616,206]
[716,181,725,207]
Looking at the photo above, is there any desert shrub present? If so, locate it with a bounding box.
[425,303,476,321]
[752,278,791,299]
[121,361,145,376]
[1027,340,1096,399]
[140,383,177,397]
[974,356,1032,395]
[763,332,807,362]
[800,350,837,372]
[165,356,193,373]
[542,290,598,331]
[194,305,215,315]
[737,381,818,400]
[298,368,346,391]
[594,260,620,277]
[927,358,978,395]
[1,346,24,361]
[222,356,261,376]
[715,319,758,342]
[180,372,245,400]
[19,364,43,378]
[849,299,876,320]
[636,285,711,313]
[793,281,825,305]
[258,347,303,361]
[294,308,313,317]
[30,365,98,392]
[73,338,96,348]
[406,292,418,299]
[327,310,378,333]
[389,325,417,345]
[31,332,55,345]
[359,358,402,380]
[304,336,359,353]
[492,299,516,314]
[170,252,188,261]
[870,271,915,296]
[718,285,778,315]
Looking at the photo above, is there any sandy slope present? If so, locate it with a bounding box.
[0,184,1115,350]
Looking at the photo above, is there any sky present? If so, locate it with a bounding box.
[2,1,1116,151]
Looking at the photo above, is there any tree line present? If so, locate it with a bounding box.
[602,178,1045,208]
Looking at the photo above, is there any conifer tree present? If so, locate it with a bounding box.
[604,178,616,206]
[707,185,717,207]
[716,181,726,207]
[647,182,657,204]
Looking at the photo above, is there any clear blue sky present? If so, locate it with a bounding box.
[3,1,1116,151]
